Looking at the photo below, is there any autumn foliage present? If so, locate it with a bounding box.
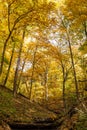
[0,0,87,106]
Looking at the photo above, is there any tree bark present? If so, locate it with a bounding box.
[0,26,15,75]
[13,29,25,97]
[67,30,79,101]
[17,48,29,90]
[29,45,38,100]
[44,67,48,101]
[0,7,33,75]
[3,40,15,86]
[61,61,66,109]
[83,22,87,40]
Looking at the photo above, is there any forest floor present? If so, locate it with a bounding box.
[0,85,87,130]
[0,85,59,129]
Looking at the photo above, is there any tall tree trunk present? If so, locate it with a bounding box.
[13,29,25,97]
[84,22,87,40]
[44,68,48,101]
[25,81,30,95]
[0,26,15,75]
[0,6,34,75]
[29,78,33,100]
[17,48,29,90]
[67,30,79,101]
[29,45,38,100]
[61,18,79,100]
[0,1,16,75]
[3,40,15,86]
[61,61,66,109]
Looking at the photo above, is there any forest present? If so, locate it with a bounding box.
[0,0,87,130]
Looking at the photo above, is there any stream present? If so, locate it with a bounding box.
[10,118,61,130]
[10,123,59,130]
[11,126,58,130]
[12,128,58,130]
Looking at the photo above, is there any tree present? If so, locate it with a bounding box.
[53,8,80,101]
[64,0,87,39]
[0,0,33,74]
[0,0,56,75]
[3,37,16,86]
[13,28,25,97]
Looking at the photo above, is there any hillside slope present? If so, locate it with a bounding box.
[0,85,57,128]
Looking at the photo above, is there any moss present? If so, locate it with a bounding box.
[0,90,16,120]
[75,114,87,130]
[0,86,57,124]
